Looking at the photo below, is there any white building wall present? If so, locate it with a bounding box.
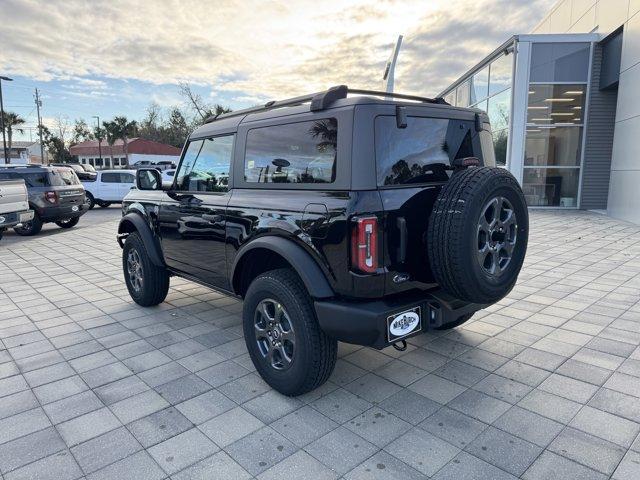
[533,0,640,224]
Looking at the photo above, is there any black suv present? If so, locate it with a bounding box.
[118,86,528,396]
[0,165,88,235]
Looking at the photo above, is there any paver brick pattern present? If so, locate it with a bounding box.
[1,208,640,479]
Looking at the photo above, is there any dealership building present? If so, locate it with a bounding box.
[436,0,640,224]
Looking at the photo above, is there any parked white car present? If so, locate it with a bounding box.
[0,179,34,240]
[82,170,136,209]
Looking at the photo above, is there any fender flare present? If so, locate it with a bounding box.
[231,236,334,299]
[117,212,165,267]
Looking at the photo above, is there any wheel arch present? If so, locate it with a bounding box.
[231,237,334,299]
[117,212,165,267]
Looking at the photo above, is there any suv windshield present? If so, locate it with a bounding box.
[81,164,96,173]
[49,168,80,186]
[375,116,479,186]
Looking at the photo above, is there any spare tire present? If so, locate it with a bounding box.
[427,167,528,304]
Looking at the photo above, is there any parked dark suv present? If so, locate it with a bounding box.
[50,163,98,181]
[0,165,88,235]
[118,86,528,395]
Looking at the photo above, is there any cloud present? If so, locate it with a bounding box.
[0,0,556,102]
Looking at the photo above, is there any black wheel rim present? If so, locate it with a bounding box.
[126,249,144,292]
[477,196,517,276]
[254,298,295,371]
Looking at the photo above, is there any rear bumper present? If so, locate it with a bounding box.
[39,203,89,221]
[0,210,34,229]
[314,289,487,349]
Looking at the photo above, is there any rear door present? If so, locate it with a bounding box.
[373,113,486,294]
[98,172,120,200]
[158,135,234,289]
[118,172,136,199]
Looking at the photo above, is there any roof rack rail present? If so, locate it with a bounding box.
[204,85,448,123]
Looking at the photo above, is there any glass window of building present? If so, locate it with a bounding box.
[523,42,589,208]
[529,43,590,82]
[525,127,583,167]
[487,89,511,131]
[526,84,585,125]
[444,91,455,105]
[455,81,470,107]
[470,66,489,104]
[488,52,513,95]
[522,168,580,207]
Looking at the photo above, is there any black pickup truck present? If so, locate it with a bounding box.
[117,86,528,396]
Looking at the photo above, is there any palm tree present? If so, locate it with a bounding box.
[1,112,26,163]
[111,116,137,167]
[102,120,119,169]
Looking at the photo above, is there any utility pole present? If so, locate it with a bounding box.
[0,75,13,164]
[92,115,103,167]
[34,88,45,164]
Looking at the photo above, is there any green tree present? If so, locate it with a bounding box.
[39,125,71,163]
[102,120,119,167]
[112,116,137,166]
[71,119,93,145]
[1,112,26,163]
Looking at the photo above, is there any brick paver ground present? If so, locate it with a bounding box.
[1,208,640,479]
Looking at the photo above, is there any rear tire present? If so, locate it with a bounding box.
[123,232,169,306]
[86,192,95,210]
[55,217,79,229]
[14,213,43,236]
[428,167,528,304]
[243,268,337,396]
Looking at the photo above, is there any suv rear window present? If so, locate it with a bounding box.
[49,168,80,186]
[244,118,337,184]
[375,116,477,186]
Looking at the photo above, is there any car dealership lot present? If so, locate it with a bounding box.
[1,208,639,479]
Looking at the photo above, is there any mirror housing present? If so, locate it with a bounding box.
[136,168,162,191]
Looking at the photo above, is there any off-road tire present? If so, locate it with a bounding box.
[243,268,337,396]
[55,217,80,229]
[435,313,474,330]
[86,192,95,210]
[123,232,169,306]
[13,212,43,236]
[428,167,528,304]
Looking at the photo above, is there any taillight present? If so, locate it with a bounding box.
[44,191,58,204]
[351,216,378,274]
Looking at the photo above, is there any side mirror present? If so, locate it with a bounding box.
[136,168,162,191]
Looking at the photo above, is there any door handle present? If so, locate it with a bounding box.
[202,214,223,223]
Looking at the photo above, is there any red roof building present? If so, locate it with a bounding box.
[69,138,181,169]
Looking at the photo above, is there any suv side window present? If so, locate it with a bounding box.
[175,135,234,192]
[244,118,337,184]
[19,172,47,187]
[120,172,135,183]
[101,173,120,183]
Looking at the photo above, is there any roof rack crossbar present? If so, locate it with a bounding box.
[204,85,448,123]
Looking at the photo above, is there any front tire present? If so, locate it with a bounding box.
[55,217,79,229]
[122,232,169,306]
[243,269,337,396]
[14,213,43,236]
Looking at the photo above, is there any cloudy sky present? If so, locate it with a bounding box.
[0,0,555,141]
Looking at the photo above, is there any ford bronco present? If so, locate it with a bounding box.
[118,86,528,396]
